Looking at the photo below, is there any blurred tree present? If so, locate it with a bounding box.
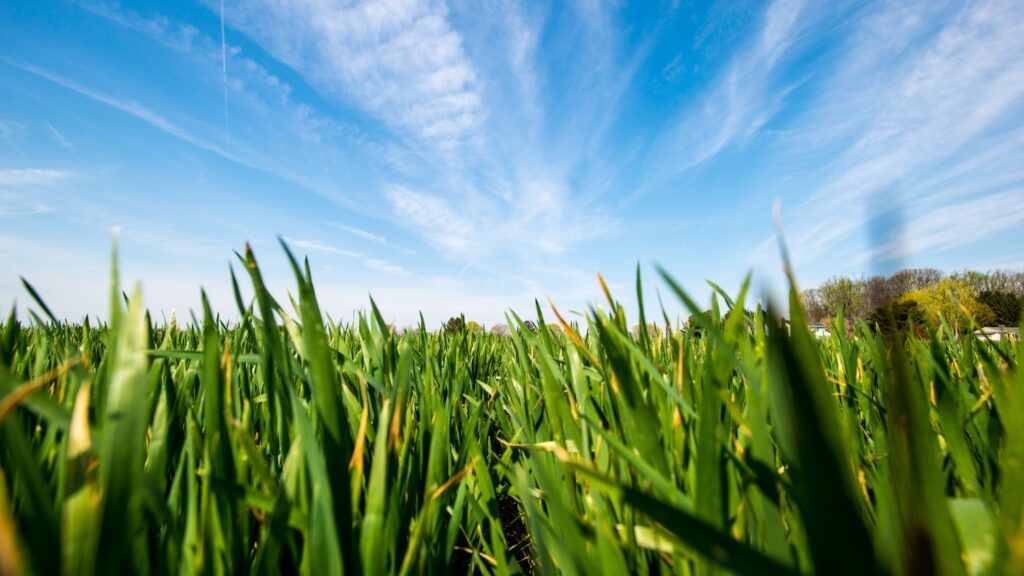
[489,323,510,336]
[806,268,1024,329]
[976,291,1023,326]
[684,309,718,336]
[900,278,994,334]
[867,299,928,336]
[444,316,465,333]
[951,270,1024,296]
[631,323,659,339]
[886,268,944,297]
[816,276,867,321]
[801,288,829,323]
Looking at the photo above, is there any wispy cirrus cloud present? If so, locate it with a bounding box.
[384,182,615,260]
[331,223,387,245]
[209,1,625,263]
[45,123,73,150]
[770,0,1024,270]
[285,237,363,260]
[330,222,415,255]
[0,119,27,144]
[864,190,1024,263]
[2,56,231,159]
[636,0,811,199]
[212,0,486,153]
[0,168,74,187]
[0,168,73,217]
[284,236,409,277]
[384,185,476,257]
[41,2,413,216]
[0,206,53,218]
[74,0,304,114]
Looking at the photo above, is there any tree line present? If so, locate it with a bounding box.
[433,269,1022,338]
[801,268,1024,331]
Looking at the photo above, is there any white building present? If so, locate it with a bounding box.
[809,323,831,338]
[974,327,1020,342]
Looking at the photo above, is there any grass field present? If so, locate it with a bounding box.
[1,241,1022,575]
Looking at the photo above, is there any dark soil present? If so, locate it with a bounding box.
[497,490,536,575]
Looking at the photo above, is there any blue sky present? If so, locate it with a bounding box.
[2,0,1023,327]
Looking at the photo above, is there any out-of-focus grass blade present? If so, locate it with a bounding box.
[568,461,799,576]
[949,499,996,576]
[578,413,692,511]
[992,323,1024,573]
[200,291,237,572]
[706,279,736,310]
[280,239,354,571]
[635,263,651,353]
[237,244,291,456]
[251,492,293,576]
[287,382,344,576]
[0,411,59,576]
[361,398,392,576]
[20,277,59,326]
[0,306,19,368]
[0,465,26,576]
[63,382,99,576]
[765,293,882,576]
[94,285,151,574]
[883,321,966,575]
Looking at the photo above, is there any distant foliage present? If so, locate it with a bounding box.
[866,300,928,336]
[683,311,711,336]
[631,323,660,339]
[899,278,994,333]
[489,323,510,336]
[977,290,1024,326]
[444,315,465,333]
[802,268,1023,329]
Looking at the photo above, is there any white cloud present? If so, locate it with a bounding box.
[0,206,53,218]
[385,180,616,260]
[76,1,305,113]
[45,123,73,150]
[385,185,475,256]
[501,3,543,131]
[190,1,621,265]
[0,169,72,218]
[0,119,24,139]
[215,0,486,152]
[3,57,231,159]
[364,258,408,276]
[285,237,364,259]
[903,191,1024,256]
[328,221,416,255]
[776,0,1024,268]
[0,168,73,187]
[331,223,387,244]
[638,0,810,197]
[284,236,408,276]
[58,2,411,216]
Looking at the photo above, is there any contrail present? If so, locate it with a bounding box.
[220,0,230,157]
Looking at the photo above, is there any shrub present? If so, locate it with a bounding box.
[444,315,465,333]
[977,290,1023,326]
[867,299,928,336]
